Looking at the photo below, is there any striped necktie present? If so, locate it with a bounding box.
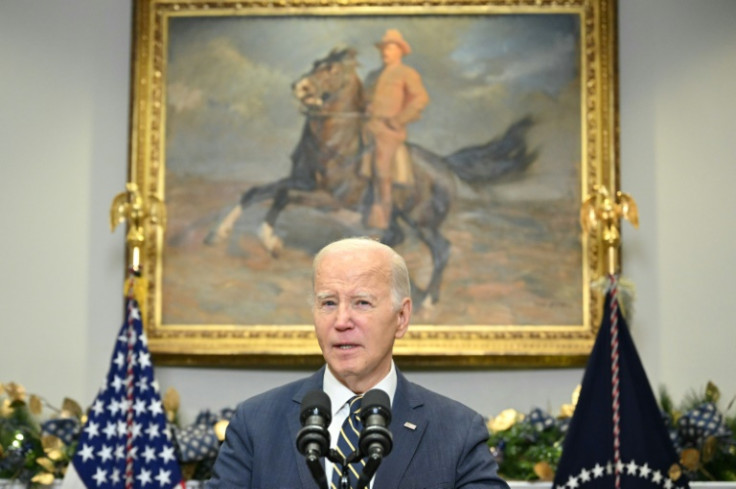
[332,395,365,489]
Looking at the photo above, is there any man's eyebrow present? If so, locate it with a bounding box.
[314,292,336,301]
[352,292,377,301]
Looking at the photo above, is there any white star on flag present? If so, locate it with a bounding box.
[551,278,690,489]
[60,297,183,489]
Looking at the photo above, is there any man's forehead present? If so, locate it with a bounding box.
[314,267,390,294]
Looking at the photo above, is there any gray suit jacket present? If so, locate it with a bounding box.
[206,366,508,489]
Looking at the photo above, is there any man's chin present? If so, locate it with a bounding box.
[328,351,364,375]
[329,347,362,366]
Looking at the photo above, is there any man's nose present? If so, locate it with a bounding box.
[334,303,354,330]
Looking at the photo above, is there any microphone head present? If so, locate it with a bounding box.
[358,389,393,457]
[296,390,332,457]
[300,390,332,425]
[360,389,391,425]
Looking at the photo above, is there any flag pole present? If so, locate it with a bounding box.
[109,182,166,277]
[580,184,639,276]
[110,182,166,311]
[580,186,640,489]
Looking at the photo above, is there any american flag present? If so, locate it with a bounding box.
[64,297,183,489]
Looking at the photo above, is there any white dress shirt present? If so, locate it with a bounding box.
[321,362,398,487]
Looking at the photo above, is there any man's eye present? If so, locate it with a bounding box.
[320,300,336,308]
[356,300,372,308]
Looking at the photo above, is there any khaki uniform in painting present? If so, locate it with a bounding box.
[361,29,429,229]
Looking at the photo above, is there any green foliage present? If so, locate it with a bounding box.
[487,418,564,481]
[488,382,736,482]
[659,383,736,482]
[3,381,735,483]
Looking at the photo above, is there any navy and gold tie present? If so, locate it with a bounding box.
[332,395,365,489]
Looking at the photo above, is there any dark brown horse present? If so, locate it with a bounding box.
[205,47,536,308]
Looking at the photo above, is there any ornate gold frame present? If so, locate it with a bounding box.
[128,0,619,368]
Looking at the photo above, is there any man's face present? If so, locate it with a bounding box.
[380,42,404,66]
[313,247,410,393]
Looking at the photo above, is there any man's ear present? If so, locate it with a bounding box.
[395,297,412,339]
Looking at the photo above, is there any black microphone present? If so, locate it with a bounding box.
[358,388,393,458]
[355,389,393,489]
[296,390,332,489]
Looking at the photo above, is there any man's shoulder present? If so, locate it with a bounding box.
[400,375,483,420]
[234,372,318,413]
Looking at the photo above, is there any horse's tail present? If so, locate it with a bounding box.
[443,115,538,184]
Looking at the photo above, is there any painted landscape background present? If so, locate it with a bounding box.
[161,13,583,326]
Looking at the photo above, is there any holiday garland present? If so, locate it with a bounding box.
[1,381,734,485]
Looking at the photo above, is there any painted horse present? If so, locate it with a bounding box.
[205,47,537,307]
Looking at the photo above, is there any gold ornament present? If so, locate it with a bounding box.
[163,387,180,423]
[669,463,683,481]
[214,419,230,442]
[680,448,700,471]
[702,436,718,463]
[580,185,639,275]
[30,394,43,415]
[110,182,166,273]
[36,457,56,472]
[124,275,150,322]
[42,435,65,461]
[5,382,27,402]
[534,461,555,481]
[31,472,55,486]
[559,384,581,418]
[61,397,83,419]
[0,398,12,417]
[488,408,522,432]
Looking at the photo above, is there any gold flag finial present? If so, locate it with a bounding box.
[110,182,166,274]
[581,185,639,275]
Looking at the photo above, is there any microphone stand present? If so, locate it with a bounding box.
[304,450,328,489]
[329,447,384,489]
[356,449,384,489]
[327,448,351,489]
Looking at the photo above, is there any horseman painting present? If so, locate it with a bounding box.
[162,14,583,328]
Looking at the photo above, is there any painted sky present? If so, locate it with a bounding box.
[164,13,581,199]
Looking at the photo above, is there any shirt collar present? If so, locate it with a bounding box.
[322,362,397,417]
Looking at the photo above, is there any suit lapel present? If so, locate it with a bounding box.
[290,368,326,489]
[373,371,426,489]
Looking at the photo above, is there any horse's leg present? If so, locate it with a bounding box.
[204,179,287,246]
[412,224,451,309]
[378,209,405,248]
[204,205,242,245]
[257,186,291,257]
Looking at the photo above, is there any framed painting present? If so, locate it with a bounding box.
[128,0,619,367]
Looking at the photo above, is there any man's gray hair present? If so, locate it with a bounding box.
[312,237,411,310]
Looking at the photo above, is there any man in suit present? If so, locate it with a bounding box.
[206,237,507,489]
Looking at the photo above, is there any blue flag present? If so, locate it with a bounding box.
[64,297,183,489]
[552,278,689,489]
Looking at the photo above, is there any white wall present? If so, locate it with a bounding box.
[1,0,735,422]
[618,0,736,403]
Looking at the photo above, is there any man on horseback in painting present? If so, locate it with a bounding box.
[205,37,536,308]
[361,29,429,230]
